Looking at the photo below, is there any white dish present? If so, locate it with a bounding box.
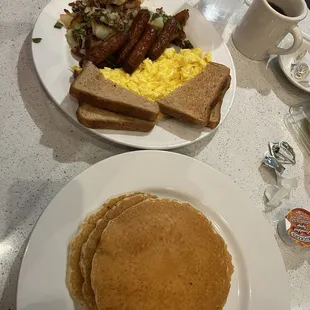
[17,151,290,310]
[278,33,310,93]
[31,0,236,150]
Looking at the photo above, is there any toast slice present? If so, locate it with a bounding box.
[70,62,159,122]
[77,102,155,132]
[157,62,230,126]
[207,76,231,129]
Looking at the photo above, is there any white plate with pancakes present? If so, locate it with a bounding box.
[17,151,290,310]
[31,0,236,150]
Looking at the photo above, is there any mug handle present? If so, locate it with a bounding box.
[267,25,303,56]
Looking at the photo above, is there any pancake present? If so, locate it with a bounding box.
[80,193,156,310]
[67,192,138,305]
[91,198,233,310]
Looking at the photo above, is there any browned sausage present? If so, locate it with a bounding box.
[123,25,158,74]
[173,9,190,26]
[115,9,151,66]
[148,18,179,61]
[82,32,128,66]
[177,29,186,41]
[172,10,190,47]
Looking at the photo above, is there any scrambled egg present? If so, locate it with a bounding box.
[100,48,211,101]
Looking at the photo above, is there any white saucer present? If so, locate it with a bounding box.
[278,33,310,93]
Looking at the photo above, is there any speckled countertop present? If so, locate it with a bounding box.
[1,0,310,309]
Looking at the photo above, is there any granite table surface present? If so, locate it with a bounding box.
[1,0,310,309]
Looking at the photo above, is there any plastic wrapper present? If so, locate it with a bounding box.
[263,141,298,207]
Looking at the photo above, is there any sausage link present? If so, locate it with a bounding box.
[82,32,128,66]
[173,9,189,26]
[148,18,179,61]
[123,25,158,74]
[172,10,190,47]
[115,9,151,66]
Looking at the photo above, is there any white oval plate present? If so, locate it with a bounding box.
[32,0,236,150]
[17,151,290,310]
[278,34,310,93]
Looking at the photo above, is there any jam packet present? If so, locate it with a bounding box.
[278,208,310,247]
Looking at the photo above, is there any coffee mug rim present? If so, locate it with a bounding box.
[262,0,308,21]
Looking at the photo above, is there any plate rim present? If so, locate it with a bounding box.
[17,150,290,310]
[31,0,236,150]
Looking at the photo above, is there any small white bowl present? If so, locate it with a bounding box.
[278,33,310,93]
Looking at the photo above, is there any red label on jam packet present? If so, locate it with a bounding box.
[286,208,310,248]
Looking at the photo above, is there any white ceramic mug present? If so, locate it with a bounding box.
[232,0,308,60]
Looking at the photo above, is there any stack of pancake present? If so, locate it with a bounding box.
[67,193,234,310]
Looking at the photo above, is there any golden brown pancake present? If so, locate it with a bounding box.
[67,193,138,306]
[80,193,157,310]
[91,198,233,310]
